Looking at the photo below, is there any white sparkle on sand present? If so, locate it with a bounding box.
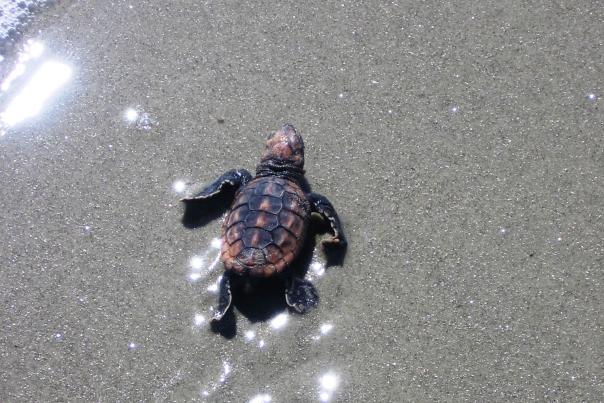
[123,106,153,130]
[190,255,204,270]
[318,372,339,401]
[188,240,223,283]
[308,261,325,279]
[249,393,272,403]
[207,276,221,293]
[1,40,45,93]
[210,238,222,249]
[313,323,335,341]
[320,323,334,335]
[269,313,289,330]
[244,330,256,341]
[1,61,72,127]
[125,108,138,122]
[173,180,187,193]
[193,314,206,326]
[320,373,339,391]
[219,361,231,383]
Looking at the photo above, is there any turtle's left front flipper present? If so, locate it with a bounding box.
[309,192,346,247]
[181,169,251,201]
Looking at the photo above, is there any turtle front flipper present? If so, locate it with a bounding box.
[285,277,319,313]
[309,192,347,247]
[211,272,233,322]
[181,169,252,201]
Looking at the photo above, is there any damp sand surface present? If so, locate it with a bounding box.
[0,1,602,401]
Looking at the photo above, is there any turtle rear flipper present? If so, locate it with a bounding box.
[285,277,319,313]
[211,273,233,322]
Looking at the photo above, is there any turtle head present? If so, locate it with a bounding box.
[261,124,304,168]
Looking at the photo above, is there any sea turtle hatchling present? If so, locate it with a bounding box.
[181,124,346,322]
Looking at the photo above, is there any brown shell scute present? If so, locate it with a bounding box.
[231,188,256,209]
[238,247,266,267]
[254,181,284,197]
[221,176,310,277]
[271,227,298,253]
[281,192,298,211]
[242,228,272,249]
[249,195,282,214]
[244,211,280,231]
[226,222,245,245]
[229,240,245,258]
[226,204,248,227]
[278,209,305,238]
[264,244,283,265]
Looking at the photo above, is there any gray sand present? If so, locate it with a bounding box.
[0,0,602,401]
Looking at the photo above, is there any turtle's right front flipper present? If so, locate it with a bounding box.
[309,192,346,248]
[181,169,251,201]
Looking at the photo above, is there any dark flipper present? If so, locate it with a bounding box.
[309,192,346,247]
[181,169,252,201]
[211,273,233,322]
[285,277,319,313]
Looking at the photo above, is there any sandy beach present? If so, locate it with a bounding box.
[0,0,602,401]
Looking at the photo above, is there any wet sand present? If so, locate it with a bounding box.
[0,0,602,401]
